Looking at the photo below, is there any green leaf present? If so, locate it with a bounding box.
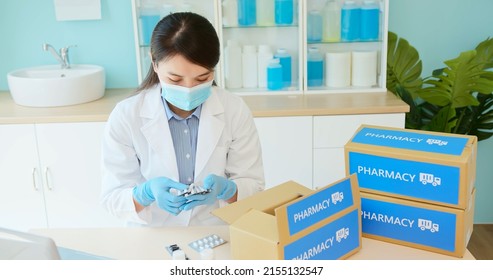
[419,47,493,108]
[418,87,452,106]
[388,35,493,141]
[453,93,480,107]
[473,78,493,94]
[426,105,457,133]
[469,93,493,141]
[386,32,423,98]
[472,37,493,70]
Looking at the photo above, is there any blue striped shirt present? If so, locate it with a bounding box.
[163,100,201,185]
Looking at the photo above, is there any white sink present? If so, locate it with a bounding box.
[7,64,105,107]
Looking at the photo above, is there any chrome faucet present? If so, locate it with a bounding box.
[42,43,77,69]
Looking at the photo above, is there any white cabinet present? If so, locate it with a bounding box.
[0,114,405,230]
[35,123,123,228]
[254,116,312,189]
[304,0,389,94]
[0,124,47,231]
[312,113,404,188]
[131,0,389,95]
[253,112,404,190]
[0,122,122,231]
[218,0,304,95]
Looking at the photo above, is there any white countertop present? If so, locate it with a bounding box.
[0,89,409,124]
[31,226,474,260]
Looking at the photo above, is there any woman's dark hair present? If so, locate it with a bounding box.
[136,12,220,92]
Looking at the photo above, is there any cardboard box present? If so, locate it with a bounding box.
[345,125,477,209]
[360,189,475,258]
[212,175,362,260]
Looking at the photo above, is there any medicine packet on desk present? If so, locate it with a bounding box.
[165,244,188,260]
[188,234,226,252]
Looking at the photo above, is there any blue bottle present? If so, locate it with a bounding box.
[275,0,293,25]
[274,48,292,87]
[307,10,323,42]
[360,0,380,41]
[341,0,361,42]
[238,0,257,26]
[139,5,161,46]
[307,47,324,87]
[267,58,283,90]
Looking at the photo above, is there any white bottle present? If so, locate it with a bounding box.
[242,45,258,88]
[222,0,238,27]
[224,40,243,89]
[257,45,273,88]
[257,0,275,26]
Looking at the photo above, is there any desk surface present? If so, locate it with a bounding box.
[31,226,475,260]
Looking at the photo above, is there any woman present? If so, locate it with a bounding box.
[100,12,265,226]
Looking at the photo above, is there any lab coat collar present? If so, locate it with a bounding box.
[139,84,225,182]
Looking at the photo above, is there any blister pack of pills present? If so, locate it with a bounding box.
[188,234,227,252]
[171,183,211,197]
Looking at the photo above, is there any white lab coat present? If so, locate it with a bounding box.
[100,85,265,226]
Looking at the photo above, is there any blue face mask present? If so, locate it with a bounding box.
[161,80,213,111]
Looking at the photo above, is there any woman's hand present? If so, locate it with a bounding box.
[180,174,237,211]
[133,177,189,215]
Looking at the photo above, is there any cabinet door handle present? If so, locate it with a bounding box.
[32,168,39,191]
[44,167,53,191]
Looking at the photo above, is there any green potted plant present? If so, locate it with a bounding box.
[387,31,493,141]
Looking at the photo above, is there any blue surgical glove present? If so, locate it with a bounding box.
[181,174,237,211]
[133,177,189,215]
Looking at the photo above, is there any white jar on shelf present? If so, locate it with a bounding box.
[224,40,243,89]
[352,51,378,87]
[325,51,351,88]
[242,45,258,88]
[257,45,273,88]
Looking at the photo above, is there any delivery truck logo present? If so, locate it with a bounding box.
[418,219,440,233]
[336,227,349,242]
[331,192,344,204]
[419,173,442,186]
[426,139,448,146]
